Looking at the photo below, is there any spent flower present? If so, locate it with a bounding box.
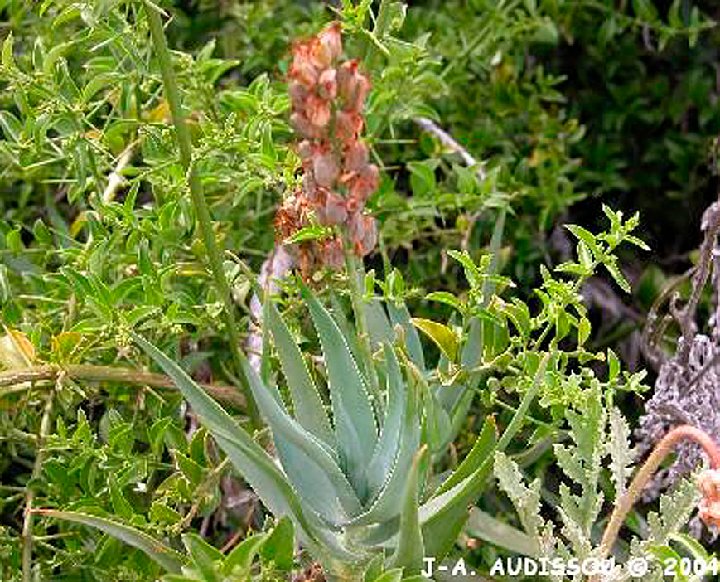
[276,21,379,277]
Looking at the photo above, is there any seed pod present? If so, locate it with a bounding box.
[344,141,369,173]
[313,149,340,188]
[317,68,338,100]
[318,22,342,63]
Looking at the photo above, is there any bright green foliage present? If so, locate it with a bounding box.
[38,511,296,582]
[1,0,718,580]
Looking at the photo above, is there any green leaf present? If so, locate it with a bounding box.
[408,160,437,197]
[465,507,538,557]
[604,260,631,293]
[436,417,496,495]
[34,509,185,573]
[260,517,294,570]
[411,318,458,362]
[174,450,204,487]
[372,569,404,582]
[565,224,599,256]
[284,224,332,244]
[182,533,223,582]
[304,289,377,499]
[605,407,634,498]
[426,291,463,312]
[388,446,426,574]
[267,301,335,448]
[108,478,134,520]
[2,32,14,69]
[223,533,267,575]
[494,452,544,546]
[417,418,498,560]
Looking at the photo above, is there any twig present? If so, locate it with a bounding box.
[102,140,138,204]
[596,425,720,564]
[173,457,231,533]
[21,375,58,582]
[677,197,720,366]
[0,364,245,407]
[144,2,259,425]
[414,117,486,181]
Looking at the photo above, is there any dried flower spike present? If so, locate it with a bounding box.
[276,21,379,278]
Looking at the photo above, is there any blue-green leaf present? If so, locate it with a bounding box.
[304,289,377,499]
[267,301,334,449]
[350,353,419,526]
[366,345,406,498]
[387,301,425,371]
[241,357,362,526]
[131,333,335,557]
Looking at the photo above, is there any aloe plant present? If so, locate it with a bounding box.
[129,290,499,580]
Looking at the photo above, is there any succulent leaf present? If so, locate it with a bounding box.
[267,300,335,449]
[242,357,362,525]
[366,344,407,498]
[387,445,427,574]
[131,332,331,554]
[305,288,378,500]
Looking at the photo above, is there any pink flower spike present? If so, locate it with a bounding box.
[344,141,369,173]
[317,192,348,226]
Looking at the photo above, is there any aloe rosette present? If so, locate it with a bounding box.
[131,290,497,581]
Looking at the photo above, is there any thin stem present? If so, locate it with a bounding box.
[0,364,245,408]
[597,424,720,561]
[343,241,380,400]
[496,353,549,452]
[21,381,56,582]
[144,2,258,425]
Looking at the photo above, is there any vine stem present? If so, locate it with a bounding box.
[144,2,259,425]
[597,425,720,562]
[21,380,57,582]
[0,364,244,407]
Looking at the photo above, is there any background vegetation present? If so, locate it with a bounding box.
[2,1,720,580]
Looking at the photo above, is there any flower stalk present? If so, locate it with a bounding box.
[598,424,720,561]
[144,2,259,425]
